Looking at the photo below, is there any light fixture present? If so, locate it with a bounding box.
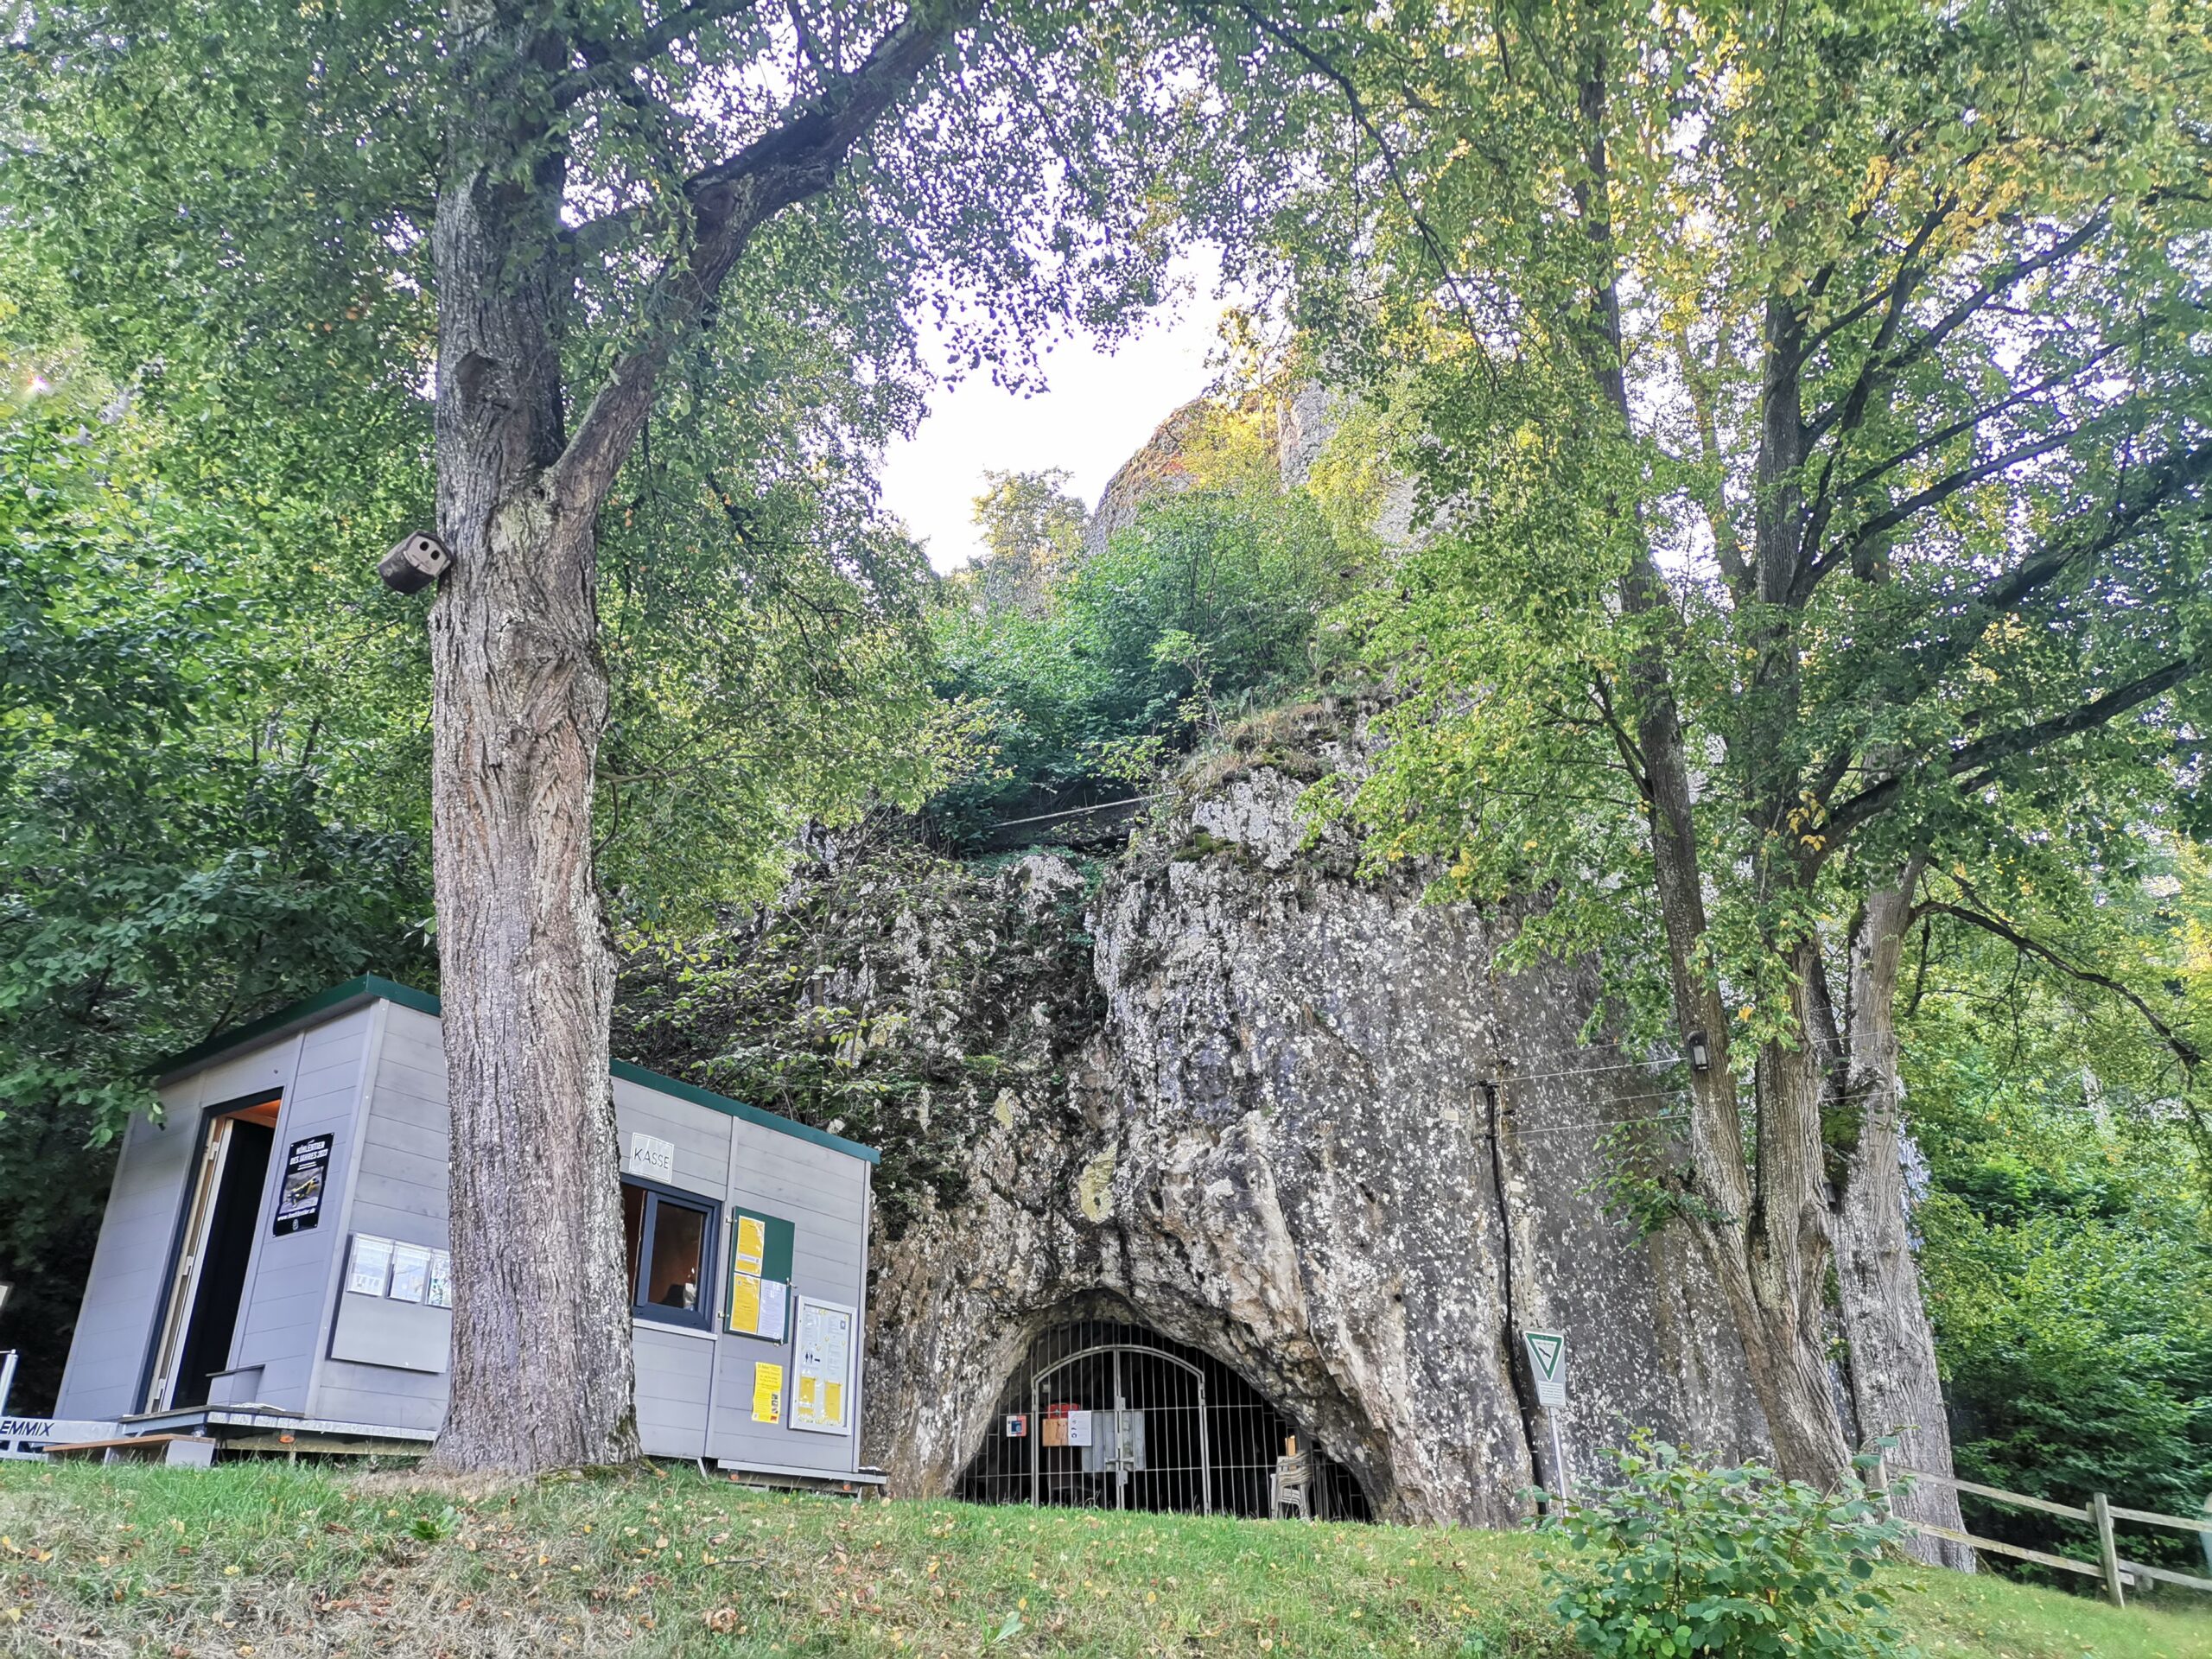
[1686,1031,1712,1074]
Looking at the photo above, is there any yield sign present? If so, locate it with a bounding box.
[1522,1330,1567,1407]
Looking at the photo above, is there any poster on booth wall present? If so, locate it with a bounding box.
[751,1362,784,1424]
[733,1214,766,1275]
[272,1135,334,1235]
[426,1250,454,1309]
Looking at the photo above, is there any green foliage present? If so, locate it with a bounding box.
[1537,1437,1913,1659]
[968,468,1085,615]
[0,393,435,1408]
[1901,887,2212,1574]
[931,409,1355,839]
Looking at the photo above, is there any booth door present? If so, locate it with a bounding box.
[145,1099,279,1412]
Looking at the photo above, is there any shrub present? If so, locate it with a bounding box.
[1535,1435,1913,1658]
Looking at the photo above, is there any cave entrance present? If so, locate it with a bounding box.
[956,1316,1370,1521]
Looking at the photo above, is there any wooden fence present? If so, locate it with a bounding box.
[1883,1462,2212,1607]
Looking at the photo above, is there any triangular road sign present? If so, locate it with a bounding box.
[1523,1330,1567,1405]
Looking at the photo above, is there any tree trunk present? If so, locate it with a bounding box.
[423,120,639,1471]
[1835,880,1972,1566]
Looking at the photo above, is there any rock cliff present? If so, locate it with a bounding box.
[618,714,1772,1525]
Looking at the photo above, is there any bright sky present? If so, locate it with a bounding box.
[879,255,1238,572]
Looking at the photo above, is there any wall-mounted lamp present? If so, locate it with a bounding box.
[1686,1031,1713,1074]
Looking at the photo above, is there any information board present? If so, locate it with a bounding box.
[791,1295,855,1435]
[726,1207,796,1341]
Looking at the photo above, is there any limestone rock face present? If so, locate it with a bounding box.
[858,759,1770,1524]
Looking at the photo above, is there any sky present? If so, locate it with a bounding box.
[878,255,1238,573]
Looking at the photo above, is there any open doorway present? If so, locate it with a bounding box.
[143,1096,280,1412]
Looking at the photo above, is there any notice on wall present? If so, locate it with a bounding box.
[388,1243,432,1304]
[1005,1413,1028,1440]
[751,1362,784,1425]
[791,1297,855,1434]
[272,1135,334,1235]
[426,1250,454,1309]
[733,1214,766,1275]
[727,1271,788,1341]
[1063,1409,1094,1448]
[346,1234,393,1297]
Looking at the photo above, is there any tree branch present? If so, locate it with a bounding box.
[1827,652,2207,836]
[556,0,767,107]
[1796,420,2097,598]
[1915,899,2200,1071]
[549,4,969,516]
[1806,209,2110,446]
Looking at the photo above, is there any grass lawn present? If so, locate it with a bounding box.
[3,1462,2209,1657]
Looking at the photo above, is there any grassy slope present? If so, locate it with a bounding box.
[3,1465,2208,1658]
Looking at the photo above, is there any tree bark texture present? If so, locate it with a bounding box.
[1576,61,1855,1495]
[425,80,639,1470]
[1835,881,1973,1567]
[416,5,963,1471]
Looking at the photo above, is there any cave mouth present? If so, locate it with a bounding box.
[955,1315,1372,1522]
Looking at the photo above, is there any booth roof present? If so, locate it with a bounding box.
[153,974,880,1166]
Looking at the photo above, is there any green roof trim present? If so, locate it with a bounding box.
[610,1059,880,1165]
[155,976,879,1166]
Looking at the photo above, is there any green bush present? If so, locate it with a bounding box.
[1535,1436,1912,1659]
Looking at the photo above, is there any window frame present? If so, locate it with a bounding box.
[620,1175,720,1332]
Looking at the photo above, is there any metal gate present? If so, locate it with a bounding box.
[956,1315,1373,1521]
[1029,1343,1211,1513]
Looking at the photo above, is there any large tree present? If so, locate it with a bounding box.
[1233,0,2212,1542]
[8,0,1211,1470]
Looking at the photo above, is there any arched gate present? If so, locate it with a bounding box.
[957,1315,1371,1521]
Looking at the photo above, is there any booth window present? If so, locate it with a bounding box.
[620,1179,715,1330]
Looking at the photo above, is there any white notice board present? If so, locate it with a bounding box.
[790,1294,855,1435]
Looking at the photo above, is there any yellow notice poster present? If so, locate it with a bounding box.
[728,1271,761,1336]
[734,1215,766,1275]
[750,1362,783,1424]
[826,1382,843,1425]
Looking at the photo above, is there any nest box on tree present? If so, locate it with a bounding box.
[378,531,452,594]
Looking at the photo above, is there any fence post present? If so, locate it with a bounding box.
[2091,1491,2126,1608]
[1866,1454,1891,1519]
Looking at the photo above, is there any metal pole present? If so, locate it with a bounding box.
[0,1350,17,1420]
[1198,1378,1211,1516]
[1030,1376,1039,1507]
[1113,1350,1125,1511]
[1548,1414,1573,1503]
